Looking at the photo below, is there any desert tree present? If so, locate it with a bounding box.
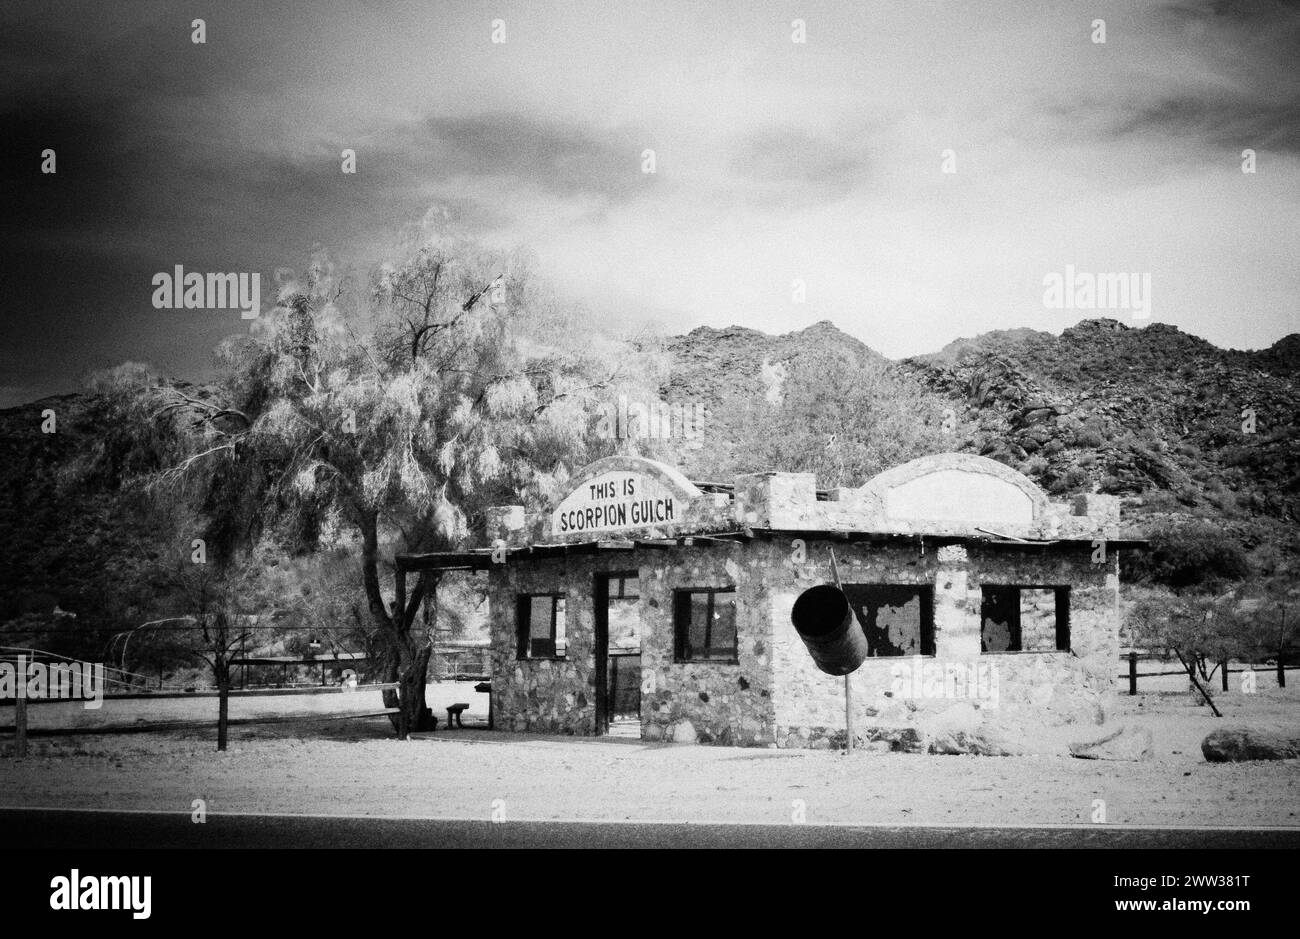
[1124,586,1238,711]
[170,561,255,751]
[1231,575,1300,687]
[149,239,618,736]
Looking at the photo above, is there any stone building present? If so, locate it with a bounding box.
[397,453,1142,751]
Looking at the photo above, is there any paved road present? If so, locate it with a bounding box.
[3,808,1298,848]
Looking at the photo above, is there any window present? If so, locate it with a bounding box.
[842,584,935,657]
[516,594,566,659]
[608,574,639,600]
[607,573,641,652]
[981,586,1070,653]
[673,588,737,662]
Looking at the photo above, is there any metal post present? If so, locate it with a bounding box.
[1128,651,1138,695]
[844,674,853,754]
[829,548,853,755]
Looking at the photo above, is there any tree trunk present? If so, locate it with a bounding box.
[216,676,230,751]
[395,645,434,737]
[357,508,434,737]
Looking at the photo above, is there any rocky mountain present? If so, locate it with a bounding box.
[650,317,1299,551]
[657,320,893,411]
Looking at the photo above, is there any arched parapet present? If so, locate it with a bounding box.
[857,453,1048,529]
[546,456,709,540]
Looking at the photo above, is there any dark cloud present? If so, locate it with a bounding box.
[1163,0,1300,26]
[393,114,653,203]
[0,1,1295,404]
[1113,96,1300,153]
[1131,0,1300,152]
[728,127,870,207]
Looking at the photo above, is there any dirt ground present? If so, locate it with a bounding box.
[8,680,491,732]
[1,685,1297,829]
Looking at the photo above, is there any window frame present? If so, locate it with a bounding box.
[979,584,1071,654]
[516,593,568,660]
[672,587,738,664]
[842,583,937,658]
[609,574,640,601]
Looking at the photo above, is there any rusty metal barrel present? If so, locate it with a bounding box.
[790,584,869,676]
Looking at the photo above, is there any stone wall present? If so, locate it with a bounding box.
[488,555,599,735]
[757,537,1119,749]
[486,536,1120,751]
[639,544,776,745]
[486,543,778,744]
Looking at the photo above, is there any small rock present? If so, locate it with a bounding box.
[865,726,925,754]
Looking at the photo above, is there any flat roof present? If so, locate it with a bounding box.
[396,530,1146,571]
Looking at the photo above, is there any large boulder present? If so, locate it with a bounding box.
[1201,728,1300,762]
[1069,725,1154,761]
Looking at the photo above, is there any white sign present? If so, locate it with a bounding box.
[551,471,681,535]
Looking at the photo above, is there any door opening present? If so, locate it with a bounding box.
[596,571,641,738]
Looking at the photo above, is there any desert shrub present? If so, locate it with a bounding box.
[1046,467,1089,494]
[1122,520,1251,592]
[1141,490,1182,512]
[1220,445,1256,468]
[1021,456,1048,476]
[1099,474,1125,494]
[1206,483,1242,515]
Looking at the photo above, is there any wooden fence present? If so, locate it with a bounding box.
[1120,650,1297,695]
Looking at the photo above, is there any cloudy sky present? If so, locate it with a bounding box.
[2,0,1297,406]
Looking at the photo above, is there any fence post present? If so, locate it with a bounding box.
[14,695,27,759]
[1127,651,1137,695]
[1221,660,1229,693]
[1279,658,1286,689]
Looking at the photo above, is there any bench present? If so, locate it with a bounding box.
[446,703,470,728]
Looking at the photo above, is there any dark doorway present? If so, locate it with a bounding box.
[594,571,641,736]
